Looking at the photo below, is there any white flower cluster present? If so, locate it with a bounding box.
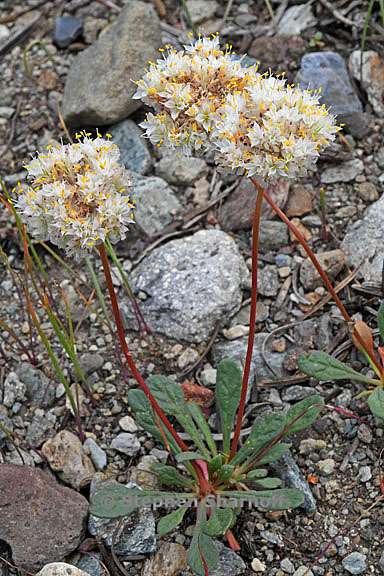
[135,36,339,181]
[15,133,135,257]
[133,35,258,155]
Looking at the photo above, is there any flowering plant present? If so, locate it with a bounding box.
[12,34,360,576]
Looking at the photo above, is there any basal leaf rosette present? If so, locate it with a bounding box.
[15,133,135,257]
[133,35,259,155]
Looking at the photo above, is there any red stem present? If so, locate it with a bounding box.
[226,529,241,551]
[229,184,264,461]
[98,244,210,491]
[254,178,384,378]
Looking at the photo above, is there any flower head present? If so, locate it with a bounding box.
[212,75,340,181]
[133,35,258,155]
[135,35,339,182]
[15,133,135,257]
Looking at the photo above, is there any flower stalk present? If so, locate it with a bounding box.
[254,178,384,380]
[229,181,264,461]
[98,243,211,492]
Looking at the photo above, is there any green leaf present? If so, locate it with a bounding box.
[231,413,286,467]
[152,463,194,489]
[216,464,234,483]
[285,395,324,435]
[204,508,234,536]
[176,451,207,463]
[253,477,282,489]
[216,359,242,454]
[187,503,219,576]
[219,488,304,511]
[187,402,218,457]
[147,374,185,414]
[298,351,374,384]
[148,376,210,458]
[188,533,220,576]
[208,454,224,476]
[246,469,268,480]
[91,485,196,519]
[368,387,384,420]
[157,506,188,536]
[256,443,291,465]
[127,389,162,441]
[90,484,141,518]
[378,302,384,343]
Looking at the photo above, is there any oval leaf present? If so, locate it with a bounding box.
[368,387,384,420]
[176,451,207,463]
[285,394,324,434]
[253,477,282,489]
[220,488,304,510]
[158,506,188,536]
[298,351,373,383]
[204,508,234,536]
[90,484,142,518]
[216,359,242,454]
[246,468,268,480]
[152,463,194,489]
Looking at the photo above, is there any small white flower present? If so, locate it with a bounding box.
[15,133,135,257]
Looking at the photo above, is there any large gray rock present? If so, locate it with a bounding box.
[127,230,248,342]
[0,465,88,572]
[89,477,156,556]
[110,119,152,175]
[270,451,316,514]
[62,2,161,126]
[134,175,181,236]
[341,194,384,283]
[296,52,368,138]
[211,333,287,390]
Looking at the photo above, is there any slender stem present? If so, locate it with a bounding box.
[98,244,210,491]
[229,184,264,461]
[255,178,384,378]
[226,529,241,551]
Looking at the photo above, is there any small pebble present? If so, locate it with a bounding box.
[342,552,367,574]
[280,558,295,574]
[317,458,335,476]
[293,567,313,576]
[110,433,140,456]
[251,558,266,572]
[119,415,138,433]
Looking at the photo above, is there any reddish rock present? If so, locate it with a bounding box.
[181,380,214,413]
[0,464,88,572]
[286,184,314,217]
[249,35,306,76]
[219,177,289,231]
